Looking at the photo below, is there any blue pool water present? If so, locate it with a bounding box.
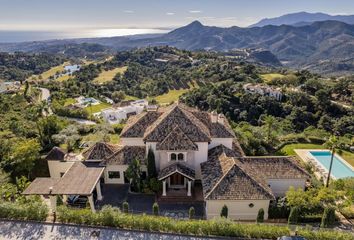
[310,151,354,179]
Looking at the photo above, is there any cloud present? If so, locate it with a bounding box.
[189,10,202,14]
[166,12,175,16]
[123,10,134,14]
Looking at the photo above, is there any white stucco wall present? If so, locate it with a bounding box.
[268,179,306,197]
[208,138,233,150]
[104,165,147,184]
[120,138,145,146]
[47,160,74,178]
[148,141,208,180]
[206,200,270,220]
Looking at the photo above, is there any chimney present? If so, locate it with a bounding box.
[211,111,218,123]
[218,113,225,125]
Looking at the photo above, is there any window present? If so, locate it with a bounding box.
[108,171,120,179]
[248,203,254,208]
[170,152,185,161]
[60,172,65,177]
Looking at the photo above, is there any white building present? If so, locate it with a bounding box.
[101,99,148,124]
[243,83,283,101]
[24,103,309,219]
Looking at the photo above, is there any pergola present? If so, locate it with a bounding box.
[23,162,104,213]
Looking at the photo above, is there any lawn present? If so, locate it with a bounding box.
[92,66,127,85]
[29,62,69,81]
[260,73,286,83]
[277,143,354,167]
[84,102,112,115]
[64,98,76,106]
[124,95,139,101]
[153,88,191,104]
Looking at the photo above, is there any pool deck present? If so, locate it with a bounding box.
[294,149,354,181]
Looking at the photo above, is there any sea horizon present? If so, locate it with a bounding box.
[0,28,170,43]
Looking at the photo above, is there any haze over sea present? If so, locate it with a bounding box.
[0,28,169,43]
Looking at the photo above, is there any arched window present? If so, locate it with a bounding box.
[170,153,177,161]
[178,153,184,161]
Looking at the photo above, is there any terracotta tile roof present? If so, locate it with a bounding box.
[201,145,309,200]
[22,178,60,195]
[206,165,275,200]
[156,125,198,151]
[120,111,162,138]
[45,147,66,161]
[191,111,235,138]
[144,104,211,142]
[101,146,146,165]
[82,142,118,161]
[158,162,195,180]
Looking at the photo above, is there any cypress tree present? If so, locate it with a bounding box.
[256,208,265,223]
[288,207,299,225]
[189,207,195,219]
[147,147,157,179]
[220,205,228,218]
[321,207,336,228]
[122,201,129,213]
[153,202,159,216]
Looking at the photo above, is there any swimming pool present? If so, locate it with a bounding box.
[310,151,354,179]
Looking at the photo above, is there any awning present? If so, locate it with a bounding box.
[23,162,104,196]
[158,163,195,181]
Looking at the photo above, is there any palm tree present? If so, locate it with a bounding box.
[263,115,276,145]
[325,136,338,187]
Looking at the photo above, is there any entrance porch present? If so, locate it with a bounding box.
[158,162,196,197]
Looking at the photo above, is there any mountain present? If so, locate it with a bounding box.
[250,12,354,27]
[1,20,354,74]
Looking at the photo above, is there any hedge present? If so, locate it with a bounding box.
[57,206,354,240]
[0,202,48,221]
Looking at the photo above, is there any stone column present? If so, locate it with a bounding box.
[49,195,57,213]
[187,180,192,197]
[88,195,95,213]
[162,180,166,196]
[96,180,102,201]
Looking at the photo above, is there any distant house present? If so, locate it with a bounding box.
[75,96,100,108]
[0,81,21,94]
[243,83,283,101]
[101,99,148,124]
[23,103,309,220]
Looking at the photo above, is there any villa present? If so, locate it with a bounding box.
[23,103,309,220]
[243,83,283,101]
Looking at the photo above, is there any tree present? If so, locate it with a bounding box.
[125,159,142,192]
[152,202,159,216]
[189,207,195,219]
[324,136,338,187]
[321,207,336,228]
[285,187,310,210]
[288,207,299,224]
[2,138,41,179]
[111,91,125,103]
[262,115,277,145]
[147,147,157,179]
[256,208,265,223]
[220,205,228,218]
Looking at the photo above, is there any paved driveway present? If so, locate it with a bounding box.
[0,220,237,240]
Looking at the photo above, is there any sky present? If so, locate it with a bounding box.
[1,0,354,31]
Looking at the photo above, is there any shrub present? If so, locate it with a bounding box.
[153,202,159,216]
[55,206,354,240]
[122,202,129,213]
[147,147,157,179]
[189,207,195,219]
[288,207,299,224]
[0,201,48,221]
[220,205,228,218]
[321,207,336,228]
[257,208,264,223]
